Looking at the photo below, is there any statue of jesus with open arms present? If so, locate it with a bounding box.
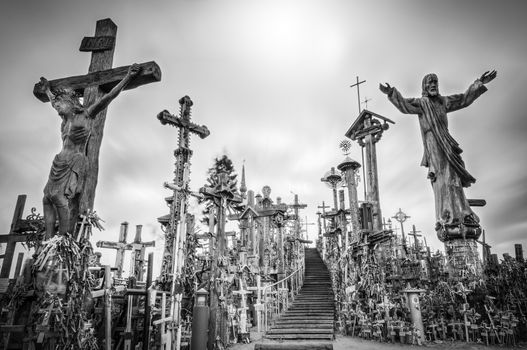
[379,70,496,240]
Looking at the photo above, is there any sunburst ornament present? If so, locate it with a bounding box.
[339,139,352,156]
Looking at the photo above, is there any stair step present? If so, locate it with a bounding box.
[255,343,333,350]
[267,328,333,334]
[266,334,333,340]
[271,323,333,329]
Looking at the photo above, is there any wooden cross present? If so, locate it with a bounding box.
[157,95,209,278]
[392,208,410,247]
[96,222,130,278]
[407,225,422,249]
[362,96,372,109]
[232,283,251,334]
[130,224,155,282]
[0,195,30,280]
[33,18,161,223]
[350,76,366,114]
[158,96,209,348]
[317,201,330,233]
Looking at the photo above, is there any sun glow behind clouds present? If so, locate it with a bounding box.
[236,1,345,68]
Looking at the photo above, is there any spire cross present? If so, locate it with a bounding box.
[350,76,366,113]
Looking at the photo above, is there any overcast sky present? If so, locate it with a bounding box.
[1,0,526,276]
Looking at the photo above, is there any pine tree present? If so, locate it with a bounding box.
[201,155,239,225]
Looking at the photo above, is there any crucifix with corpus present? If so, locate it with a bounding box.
[33,18,161,239]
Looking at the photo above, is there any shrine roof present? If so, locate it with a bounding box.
[345,109,395,138]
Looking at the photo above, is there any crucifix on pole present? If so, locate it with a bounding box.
[393,208,410,248]
[33,18,161,238]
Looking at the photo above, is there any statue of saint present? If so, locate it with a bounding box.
[40,64,140,238]
[379,71,496,240]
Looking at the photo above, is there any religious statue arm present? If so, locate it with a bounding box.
[39,77,59,109]
[380,82,422,114]
[445,70,496,113]
[86,64,141,118]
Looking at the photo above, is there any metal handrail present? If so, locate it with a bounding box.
[261,263,305,332]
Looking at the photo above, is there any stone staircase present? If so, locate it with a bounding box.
[265,248,334,341]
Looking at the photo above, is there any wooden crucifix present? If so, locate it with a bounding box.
[33,18,161,238]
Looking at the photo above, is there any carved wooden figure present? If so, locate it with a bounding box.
[380,71,496,241]
[34,19,161,238]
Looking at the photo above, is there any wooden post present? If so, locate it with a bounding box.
[104,265,112,350]
[143,252,154,350]
[0,195,27,279]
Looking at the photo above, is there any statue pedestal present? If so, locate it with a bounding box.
[444,239,482,281]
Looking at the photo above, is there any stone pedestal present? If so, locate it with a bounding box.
[402,288,426,345]
[444,239,482,280]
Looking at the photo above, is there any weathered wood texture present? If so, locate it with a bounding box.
[82,18,117,217]
[33,61,161,102]
[0,195,27,279]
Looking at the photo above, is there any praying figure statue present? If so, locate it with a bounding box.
[379,70,496,241]
[40,64,140,238]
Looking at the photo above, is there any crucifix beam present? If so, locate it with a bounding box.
[33,61,161,102]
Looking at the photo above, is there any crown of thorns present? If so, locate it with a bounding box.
[52,87,80,101]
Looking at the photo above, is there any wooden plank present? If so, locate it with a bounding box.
[0,278,10,293]
[33,61,162,102]
[0,325,25,333]
[10,195,26,232]
[468,199,486,207]
[79,36,115,52]
[13,252,24,278]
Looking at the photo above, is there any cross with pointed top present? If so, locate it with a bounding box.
[350,76,366,113]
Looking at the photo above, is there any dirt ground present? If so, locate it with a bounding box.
[229,334,527,350]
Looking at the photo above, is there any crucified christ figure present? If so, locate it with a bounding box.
[380,70,496,240]
[40,64,140,238]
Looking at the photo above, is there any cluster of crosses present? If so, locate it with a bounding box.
[0,18,313,350]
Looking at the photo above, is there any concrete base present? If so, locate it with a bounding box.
[444,239,482,280]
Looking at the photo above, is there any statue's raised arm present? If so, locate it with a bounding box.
[86,63,141,118]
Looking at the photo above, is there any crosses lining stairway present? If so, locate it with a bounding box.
[265,248,335,341]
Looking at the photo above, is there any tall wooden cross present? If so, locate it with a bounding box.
[158,96,210,349]
[33,18,161,228]
[157,96,210,279]
[407,225,422,250]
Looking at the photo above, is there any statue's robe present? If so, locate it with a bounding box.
[387,80,487,225]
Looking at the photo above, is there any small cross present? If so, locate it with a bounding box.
[407,225,422,249]
[350,76,366,113]
[362,96,372,109]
